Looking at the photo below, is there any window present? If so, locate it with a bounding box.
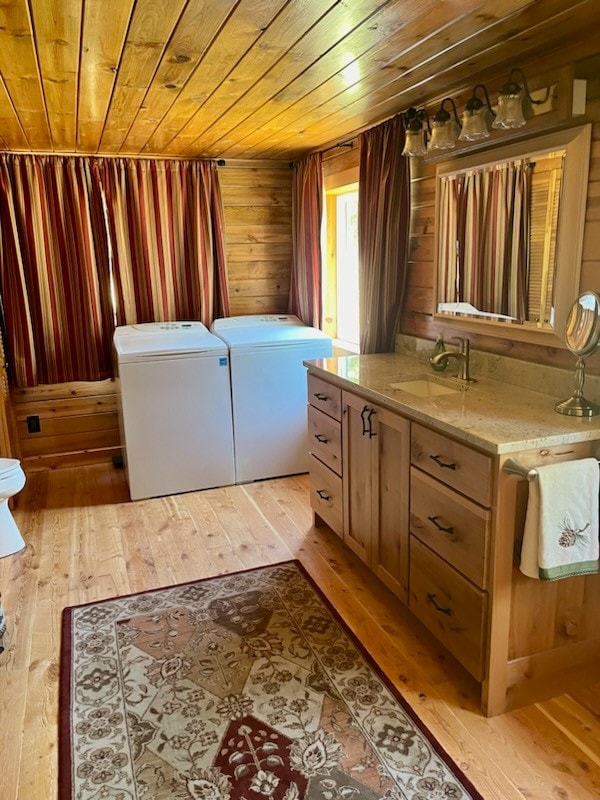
[323,176,359,351]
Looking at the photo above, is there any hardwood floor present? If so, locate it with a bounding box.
[0,463,599,799]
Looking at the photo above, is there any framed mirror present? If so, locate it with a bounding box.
[433,124,592,347]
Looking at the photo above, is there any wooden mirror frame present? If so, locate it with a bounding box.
[432,123,592,348]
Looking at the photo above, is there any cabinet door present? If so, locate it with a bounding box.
[373,407,410,604]
[342,391,377,564]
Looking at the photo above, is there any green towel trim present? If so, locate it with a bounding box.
[539,560,599,580]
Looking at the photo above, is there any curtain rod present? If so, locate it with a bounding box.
[322,141,354,154]
[0,149,226,165]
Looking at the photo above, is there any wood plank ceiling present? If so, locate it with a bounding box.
[0,0,597,161]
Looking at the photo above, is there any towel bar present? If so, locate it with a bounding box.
[503,456,600,480]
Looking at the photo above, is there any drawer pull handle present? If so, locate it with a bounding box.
[314,433,329,443]
[360,405,377,438]
[427,515,455,535]
[429,454,457,470]
[316,489,331,501]
[314,392,328,401]
[427,593,452,616]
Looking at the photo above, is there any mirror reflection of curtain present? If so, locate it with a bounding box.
[439,160,530,319]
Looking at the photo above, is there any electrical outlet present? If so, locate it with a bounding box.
[26,415,41,433]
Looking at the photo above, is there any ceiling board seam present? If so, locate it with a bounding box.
[0,75,27,150]
[190,0,399,157]
[177,0,350,156]
[118,0,198,154]
[134,0,247,156]
[141,0,290,157]
[24,0,52,150]
[95,0,141,153]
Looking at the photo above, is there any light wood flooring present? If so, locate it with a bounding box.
[0,463,599,799]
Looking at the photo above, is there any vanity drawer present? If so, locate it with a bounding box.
[308,405,342,476]
[409,536,487,681]
[309,454,343,536]
[411,423,493,507]
[410,468,490,588]
[308,375,342,421]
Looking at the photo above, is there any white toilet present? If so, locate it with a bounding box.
[0,459,26,557]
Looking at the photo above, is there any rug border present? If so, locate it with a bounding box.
[59,558,484,800]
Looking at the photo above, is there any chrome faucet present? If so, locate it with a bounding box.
[430,336,476,383]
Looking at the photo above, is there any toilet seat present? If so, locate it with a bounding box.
[0,459,22,480]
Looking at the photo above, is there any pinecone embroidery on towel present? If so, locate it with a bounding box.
[558,516,590,547]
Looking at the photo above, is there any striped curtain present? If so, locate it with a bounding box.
[358,115,410,353]
[289,153,324,328]
[0,155,113,387]
[439,161,530,319]
[98,159,230,326]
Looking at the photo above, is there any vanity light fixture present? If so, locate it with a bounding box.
[401,108,429,157]
[459,84,495,141]
[492,67,550,130]
[427,98,462,151]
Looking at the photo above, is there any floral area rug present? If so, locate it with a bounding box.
[60,560,482,799]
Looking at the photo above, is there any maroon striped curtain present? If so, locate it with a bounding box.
[0,155,113,387]
[289,153,323,328]
[98,159,230,326]
[358,116,410,354]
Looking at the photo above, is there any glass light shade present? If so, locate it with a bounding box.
[458,106,491,141]
[492,89,526,129]
[427,118,458,151]
[402,128,427,157]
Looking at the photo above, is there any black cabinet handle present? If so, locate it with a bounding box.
[316,489,331,501]
[427,515,455,535]
[429,454,457,470]
[367,407,377,438]
[360,405,377,438]
[360,405,370,435]
[314,392,328,401]
[427,593,452,616]
[314,433,329,444]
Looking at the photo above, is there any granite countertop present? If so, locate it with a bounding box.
[305,353,600,455]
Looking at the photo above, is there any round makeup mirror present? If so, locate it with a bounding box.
[555,291,600,416]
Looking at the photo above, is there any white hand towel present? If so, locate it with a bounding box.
[519,458,599,580]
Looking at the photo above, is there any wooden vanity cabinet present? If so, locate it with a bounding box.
[342,390,410,604]
[306,369,600,716]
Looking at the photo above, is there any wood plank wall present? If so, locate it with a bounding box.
[10,159,293,470]
[402,54,600,372]
[219,160,293,314]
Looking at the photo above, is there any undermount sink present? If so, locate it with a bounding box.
[389,375,463,398]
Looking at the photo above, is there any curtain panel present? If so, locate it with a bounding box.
[98,159,230,327]
[358,116,410,354]
[289,153,324,328]
[0,155,113,387]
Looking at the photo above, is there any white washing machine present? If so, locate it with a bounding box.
[211,314,333,483]
[113,322,235,500]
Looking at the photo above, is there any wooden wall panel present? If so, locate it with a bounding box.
[219,160,293,315]
[11,380,120,472]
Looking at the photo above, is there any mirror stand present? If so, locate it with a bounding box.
[555,356,600,417]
